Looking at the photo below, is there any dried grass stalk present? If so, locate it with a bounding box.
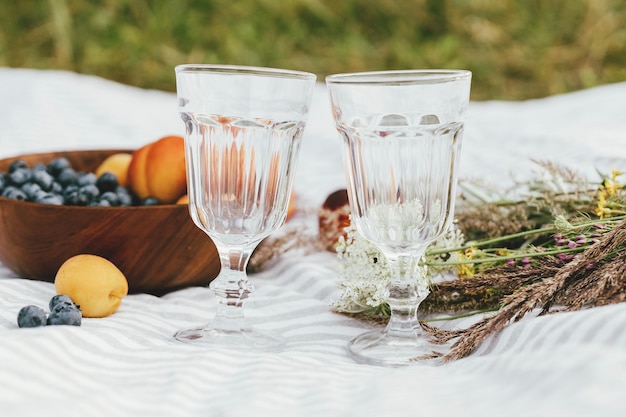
[422,259,561,314]
[248,224,325,273]
[436,218,626,361]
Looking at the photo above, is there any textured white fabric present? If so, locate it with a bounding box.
[1,68,625,417]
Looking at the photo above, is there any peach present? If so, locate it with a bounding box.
[127,135,187,204]
[127,144,152,199]
[54,254,129,318]
[95,153,133,186]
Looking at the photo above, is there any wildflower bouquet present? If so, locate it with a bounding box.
[331,161,626,359]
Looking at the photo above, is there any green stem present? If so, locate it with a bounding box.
[426,246,585,267]
[427,215,626,256]
[429,227,554,255]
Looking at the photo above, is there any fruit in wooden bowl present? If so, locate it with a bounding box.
[0,149,220,295]
[127,135,187,204]
[95,152,133,186]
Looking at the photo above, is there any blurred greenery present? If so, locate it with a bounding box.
[1,0,625,100]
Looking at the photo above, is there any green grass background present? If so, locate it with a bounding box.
[1,0,625,100]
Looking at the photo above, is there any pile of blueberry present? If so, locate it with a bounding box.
[0,157,159,206]
[17,295,82,327]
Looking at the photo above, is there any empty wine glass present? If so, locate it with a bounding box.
[174,64,316,350]
[326,70,472,366]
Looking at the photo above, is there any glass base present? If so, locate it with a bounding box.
[347,328,444,367]
[174,325,284,351]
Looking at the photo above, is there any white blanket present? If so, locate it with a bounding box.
[1,68,625,417]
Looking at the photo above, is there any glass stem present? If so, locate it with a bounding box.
[209,241,258,332]
[384,249,430,336]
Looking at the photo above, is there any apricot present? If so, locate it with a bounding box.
[127,135,187,204]
[54,254,129,318]
[95,153,133,186]
[127,144,151,199]
[176,194,189,204]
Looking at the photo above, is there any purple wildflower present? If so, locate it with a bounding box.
[557,253,575,262]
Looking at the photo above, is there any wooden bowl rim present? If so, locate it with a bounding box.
[0,148,134,161]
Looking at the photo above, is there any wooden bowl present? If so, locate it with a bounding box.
[0,149,220,295]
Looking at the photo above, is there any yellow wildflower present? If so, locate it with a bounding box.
[595,190,607,218]
[457,247,476,279]
[495,248,508,257]
[603,168,623,196]
[611,167,623,180]
[595,168,624,218]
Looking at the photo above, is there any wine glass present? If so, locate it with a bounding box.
[326,70,472,366]
[174,64,316,350]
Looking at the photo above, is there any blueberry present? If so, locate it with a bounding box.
[51,181,63,194]
[96,172,119,193]
[0,172,7,191]
[32,169,55,191]
[34,192,64,205]
[63,189,89,206]
[47,302,81,326]
[8,160,29,173]
[57,167,79,187]
[21,182,42,200]
[49,294,79,311]
[17,305,48,328]
[32,162,47,171]
[2,186,27,201]
[79,184,100,202]
[47,157,71,177]
[141,196,160,206]
[89,199,111,207]
[99,191,119,206]
[115,186,134,206]
[78,172,98,187]
[8,168,32,186]
[63,184,79,196]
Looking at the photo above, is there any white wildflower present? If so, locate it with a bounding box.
[332,217,466,314]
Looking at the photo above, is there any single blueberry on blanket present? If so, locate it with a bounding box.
[17,305,48,328]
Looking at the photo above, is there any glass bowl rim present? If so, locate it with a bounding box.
[175,64,316,81]
[326,69,471,85]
